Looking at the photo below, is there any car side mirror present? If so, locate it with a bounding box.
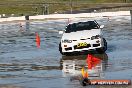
[59,31,64,34]
[100,25,104,29]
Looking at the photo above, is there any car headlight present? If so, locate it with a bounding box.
[91,35,101,40]
[62,39,72,43]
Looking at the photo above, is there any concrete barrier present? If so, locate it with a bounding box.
[0,16,25,22]
[0,11,130,22]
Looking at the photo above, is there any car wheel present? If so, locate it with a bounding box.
[96,47,105,54]
[103,38,107,51]
[59,42,63,55]
[96,38,107,53]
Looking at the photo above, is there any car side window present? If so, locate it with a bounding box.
[89,21,99,29]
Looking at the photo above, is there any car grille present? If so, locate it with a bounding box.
[74,44,91,49]
[93,44,100,47]
[65,47,72,51]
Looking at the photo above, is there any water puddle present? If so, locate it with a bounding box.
[0,16,132,88]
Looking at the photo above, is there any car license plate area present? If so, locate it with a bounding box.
[74,42,91,49]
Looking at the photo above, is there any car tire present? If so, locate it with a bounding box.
[59,42,63,55]
[103,38,107,51]
[96,38,107,53]
[96,47,105,54]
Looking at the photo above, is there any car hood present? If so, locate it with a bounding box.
[62,29,101,40]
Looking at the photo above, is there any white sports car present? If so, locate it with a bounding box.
[59,20,107,55]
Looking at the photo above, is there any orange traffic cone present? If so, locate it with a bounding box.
[86,54,101,69]
[87,54,92,69]
[80,67,90,86]
[84,71,89,78]
[81,67,85,77]
[81,67,89,78]
[36,32,40,48]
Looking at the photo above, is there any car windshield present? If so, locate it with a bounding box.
[65,21,100,33]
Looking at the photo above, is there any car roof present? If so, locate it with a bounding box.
[68,20,96,25]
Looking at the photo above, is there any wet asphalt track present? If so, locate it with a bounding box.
[0,16,132,88]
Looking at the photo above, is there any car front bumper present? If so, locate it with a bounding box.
[61,39,104,53]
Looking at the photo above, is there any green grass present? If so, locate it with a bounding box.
[0,0,131,16]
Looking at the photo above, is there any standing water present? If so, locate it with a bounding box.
[0,16,132,88]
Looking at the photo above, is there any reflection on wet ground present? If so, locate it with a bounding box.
[0,16,132,88]
[61,53,108,78]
